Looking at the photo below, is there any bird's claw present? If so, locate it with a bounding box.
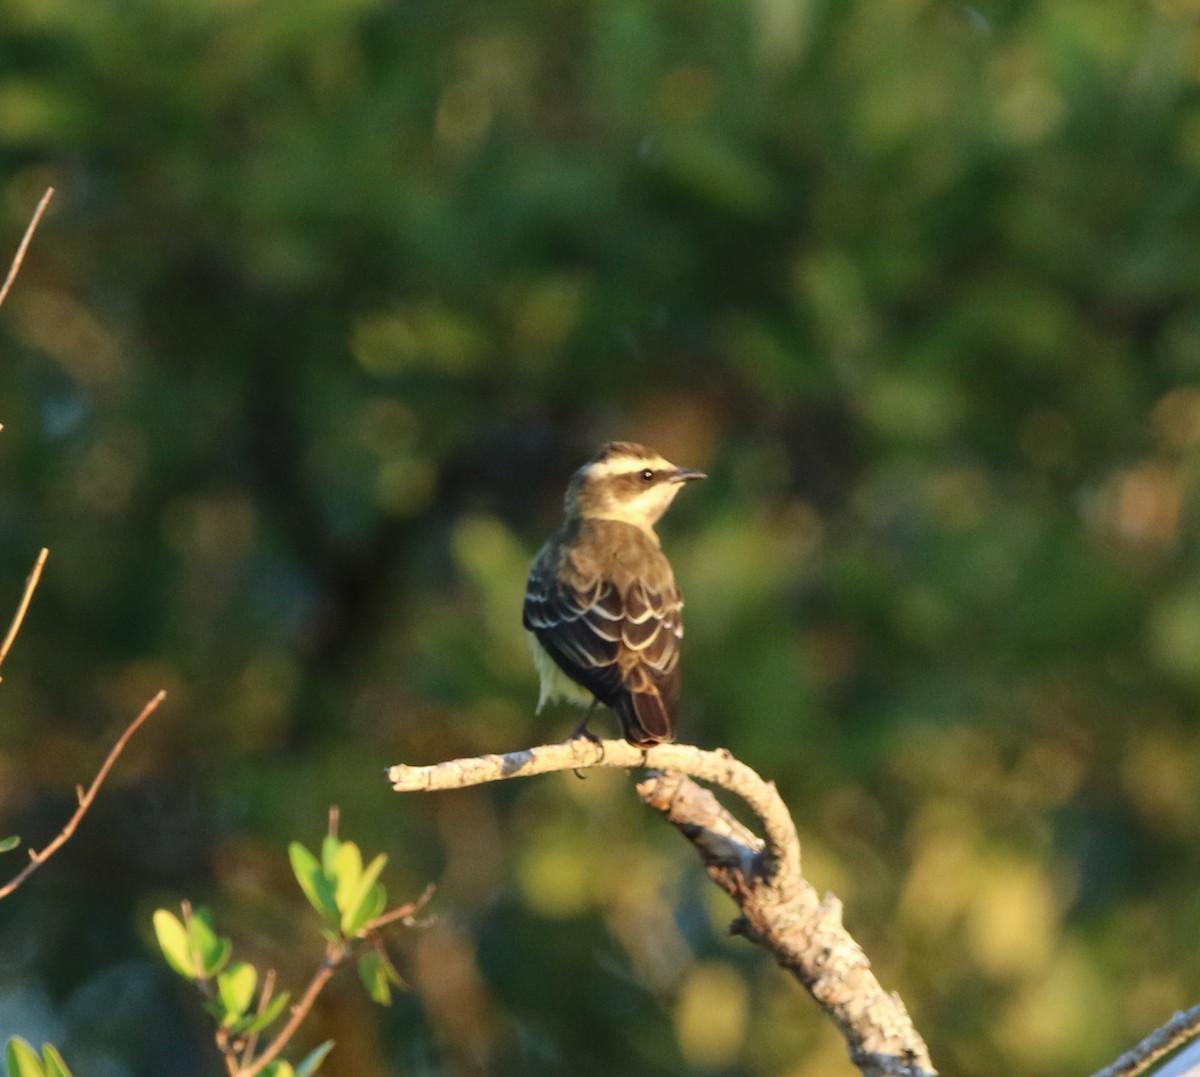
[567,722,604,772]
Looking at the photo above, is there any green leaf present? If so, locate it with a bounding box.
[0,835,20,853]
[216,962,257,1025]
[186,909,232,977]
[6,1038,45,1077]
[40,1044,73,1077]
[262,1061,295,1077]
[289,842,338,922]
[295,1039,335,1077]
[357,949,403,1006]
[331,840,363,918]
[320,834,341,877]
[341,851,386,934]
[202,998,224,1023]
[236,989,291,1034]
[346,883,387,937]
[153,909,197,979]
[357,951,391,1005]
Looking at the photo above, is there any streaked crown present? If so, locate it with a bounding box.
[564,441,705,529]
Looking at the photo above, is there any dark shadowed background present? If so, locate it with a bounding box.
[2,1,1200,1074]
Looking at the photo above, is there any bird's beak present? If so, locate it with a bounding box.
[669,467,707,483]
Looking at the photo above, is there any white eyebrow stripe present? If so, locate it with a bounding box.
[586,456,672,480]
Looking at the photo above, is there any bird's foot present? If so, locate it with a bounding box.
[566,712,602,744]
[567,718,604,776]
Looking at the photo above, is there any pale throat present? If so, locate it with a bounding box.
[583,503,667,539]
[584,480,678,536]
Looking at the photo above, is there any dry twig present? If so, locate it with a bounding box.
[388,739,936,1077]
[0,689,167,900]
[238,955,339,1077]
[0,547,49,679]
[0,186,54,309]
[239,968,277,1071]
[0,189,57,678]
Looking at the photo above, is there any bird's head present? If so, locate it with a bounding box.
[564,441,706,530]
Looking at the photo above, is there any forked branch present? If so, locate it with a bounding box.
[235,881,434,1077]
[388,740,936,1077]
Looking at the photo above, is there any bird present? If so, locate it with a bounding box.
[523,441,706,746]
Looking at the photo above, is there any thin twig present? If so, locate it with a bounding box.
[363,881,437,933]
[1087,1001,1200,1077]
[0,689,167,900]
[179,900,208,993]
[240,967,277,1070]
[0,186,54,309]
[239,949,341,1077]
[0,547,49,678]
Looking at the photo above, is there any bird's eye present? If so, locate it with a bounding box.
[640,469,654,482]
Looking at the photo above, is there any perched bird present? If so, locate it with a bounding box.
[523,442,705,745]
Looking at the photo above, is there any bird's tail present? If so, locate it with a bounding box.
[617,690,675,746]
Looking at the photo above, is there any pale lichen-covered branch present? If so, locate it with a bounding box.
[1087,1000,1200,1077]
[387,739,936,1077]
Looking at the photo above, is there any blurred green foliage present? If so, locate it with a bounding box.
[3,0,1200,1074]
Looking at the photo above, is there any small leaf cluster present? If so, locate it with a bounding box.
[288,834,405,1004]
[6,1039,71,1077]
[154,904,330,1077]
[154,906,291,1035]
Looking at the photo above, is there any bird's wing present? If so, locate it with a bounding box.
[523,564,624,701]
[612,576,683,745]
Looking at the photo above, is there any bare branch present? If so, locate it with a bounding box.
[363,880,437,933]
[239,967,277,1070]
[1087,1002,1200,1077]
[0,547,49,678]
[238,949,341,1077]
[387,739,935,1077]
[0,689,167,900]
[0,186,55,309]
[0,189,57,672]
